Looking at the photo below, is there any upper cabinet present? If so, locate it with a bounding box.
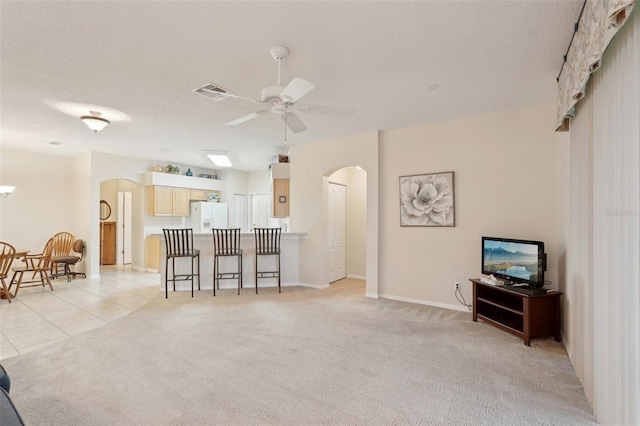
[148,186,190,216]
[145,172,222,217]
[270,163,290,218]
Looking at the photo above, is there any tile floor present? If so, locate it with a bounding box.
[0,266,160,361]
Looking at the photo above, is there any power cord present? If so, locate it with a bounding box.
[455,286,472,312]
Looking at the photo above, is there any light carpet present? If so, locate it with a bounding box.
[2,280,595,425]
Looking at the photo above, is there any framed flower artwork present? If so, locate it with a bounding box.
[399,171,455,227]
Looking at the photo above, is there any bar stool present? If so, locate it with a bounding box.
[254,227,281,294]
[162,228,200,298]
[212,228,243,296]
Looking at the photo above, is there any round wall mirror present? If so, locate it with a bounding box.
[100,200,112,220]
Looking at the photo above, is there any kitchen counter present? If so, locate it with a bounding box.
[148,231,308,292]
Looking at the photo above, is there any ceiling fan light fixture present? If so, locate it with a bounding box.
[81,111,110,132]
[207,152,232,167]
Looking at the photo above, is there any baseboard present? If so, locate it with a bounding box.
[213,282,328,290]
[297,282,330,290]
[90,274,100,280]
[347,274,366,280]
[378,293,469,312]
[147,268,159,273]
[131,265,146,272]
[365,292,379,299]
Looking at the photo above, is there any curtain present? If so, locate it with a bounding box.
[556,0,636,131]
[567,6,639,424]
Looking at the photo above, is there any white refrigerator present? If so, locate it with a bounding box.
[188,202,229,232]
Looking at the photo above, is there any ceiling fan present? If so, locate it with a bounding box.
[195,45,353,136]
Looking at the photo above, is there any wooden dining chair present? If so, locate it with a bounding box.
[0,242,17,303]
[254,227,282,294]
[162,228,200,298]
[50,232,75,280]
[212,228,243,296]
[9,237,55,297]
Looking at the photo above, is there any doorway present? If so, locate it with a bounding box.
[234,194,247,232]
[116,190,132,265]
[328,183,346,282]
[250,193,269,231]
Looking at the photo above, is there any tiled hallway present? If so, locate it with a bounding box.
[0,266,160,360]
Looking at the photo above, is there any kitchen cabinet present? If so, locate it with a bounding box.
[148,186,190,216]
[272,179,290,217]
[270,163,290,218]
[190,189,220,202]
[100,221,116,265]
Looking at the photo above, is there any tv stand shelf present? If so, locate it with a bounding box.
[469,279,562,346]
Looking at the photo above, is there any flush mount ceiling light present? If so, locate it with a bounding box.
[0,186,16,198]
[207,152,232,167]
[81,111,110,133]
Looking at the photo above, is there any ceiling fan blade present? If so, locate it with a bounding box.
[224,110,268,126]
[280,78,315,102]
[282,112,307,133]
[295,104,355,116]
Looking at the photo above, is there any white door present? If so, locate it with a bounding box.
[251,193,269,231]
[328,183,346,282]
[117,191,133,265]
[234,194,247,231]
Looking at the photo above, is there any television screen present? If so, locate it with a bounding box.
[482,237,545,287]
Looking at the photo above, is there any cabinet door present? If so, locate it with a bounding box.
[190,189,207,201]
[272,178,290,217]
[172,187,190,216]
[152,186,173,216]
[100,222,116,265]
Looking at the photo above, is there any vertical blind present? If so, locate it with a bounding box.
[568,6,639,424]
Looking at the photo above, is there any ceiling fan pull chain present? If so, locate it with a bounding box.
[284,112,288,145]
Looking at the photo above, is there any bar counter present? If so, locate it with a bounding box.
[151,232,308,292]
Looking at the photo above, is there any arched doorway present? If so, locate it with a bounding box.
[325,166,367,286]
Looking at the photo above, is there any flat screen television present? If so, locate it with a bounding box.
[481,236,546,288]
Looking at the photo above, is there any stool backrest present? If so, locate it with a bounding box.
[212,228,241,255]
[163,228,195,256]
[254,228,281,254]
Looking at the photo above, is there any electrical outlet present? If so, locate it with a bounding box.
[455,282,460,290]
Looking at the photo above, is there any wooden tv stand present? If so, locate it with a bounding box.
[469,279,562,346]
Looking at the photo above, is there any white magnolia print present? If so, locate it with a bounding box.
[400,172,455,226]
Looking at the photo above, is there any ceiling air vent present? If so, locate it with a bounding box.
[193,82,235,102]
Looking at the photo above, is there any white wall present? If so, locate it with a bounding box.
[289,131,379,295]
[378,104,560,310]
[0,150,79,250]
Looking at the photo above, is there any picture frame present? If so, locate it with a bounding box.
[279,196,287,203]
[399,171,455,227]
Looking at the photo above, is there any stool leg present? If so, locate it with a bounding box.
[277,253,281,293]
[190,255,194,298]
[165,256,169,299]
[255,255,258,294]
[196,254,201,290]
[213,255,217,297]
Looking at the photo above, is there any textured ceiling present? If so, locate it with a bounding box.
[1,1,582,171]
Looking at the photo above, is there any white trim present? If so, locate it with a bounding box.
[214,281,328,290]
[90,274,100,280]
[379,293,469,312]
[365,292,379,299]
[146,268,159,273]
[131,265,146,272]
[347,274,366,280]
